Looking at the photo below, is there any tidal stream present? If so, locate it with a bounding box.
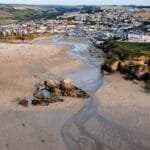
[52,36,149,150]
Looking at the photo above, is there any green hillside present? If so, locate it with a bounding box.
[0,4,100,25]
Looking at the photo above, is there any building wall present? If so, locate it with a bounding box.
[142,35,150,42]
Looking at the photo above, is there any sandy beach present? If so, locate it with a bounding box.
[0,36,149,150]
[96,74,150,148]
[0,37,89,150]
[0,41,87,110]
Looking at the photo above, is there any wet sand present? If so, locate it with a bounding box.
[96,74,150,149]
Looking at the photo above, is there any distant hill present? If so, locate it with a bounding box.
[0,4,101,25]
[0,4,57,25]
[0,4,76,25]
[11,4,44,10]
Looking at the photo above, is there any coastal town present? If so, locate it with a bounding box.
[0,7,150,43]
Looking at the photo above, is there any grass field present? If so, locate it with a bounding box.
[0,5,55,25]
[105,40,150,58]
[0,19,18,25]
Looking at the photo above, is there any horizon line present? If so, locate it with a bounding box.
[0,3,149,7]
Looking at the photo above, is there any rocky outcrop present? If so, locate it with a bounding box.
[18,79,89,107]
[101,41,150,88]
[111,61,120,72]
[101,60,120,73]
[34,79,89,99]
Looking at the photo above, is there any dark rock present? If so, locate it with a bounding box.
[49,98,57,103]
[39,99,50,106]
[41,139,45,144]
[32,99,40,106]
[44,81,48,89]
[77,89,90,98]
[31,97,64,106]
[101,61,112,73]
[49,97,64,103]
[57,98,64,102]
[18,98,28,107]
[145,80,150,90]
[141,72,150,82]
[124,73,135,80]
[22,123,25,127]
[118,62,130,73]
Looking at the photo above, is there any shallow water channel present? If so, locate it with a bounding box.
[34,36,149,150]
[52,36,149,150]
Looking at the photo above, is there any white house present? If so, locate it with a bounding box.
[128,31,143,42]
[142,34,150,42]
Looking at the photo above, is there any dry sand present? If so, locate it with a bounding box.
[0,40,88,150]
[96,74,150,147]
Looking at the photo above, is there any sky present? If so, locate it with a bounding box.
[0,0,149,6]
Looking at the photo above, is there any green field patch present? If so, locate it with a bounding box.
[0,19,18,25]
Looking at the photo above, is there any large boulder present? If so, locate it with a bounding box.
[59,79,77,96]
[118,61,129,73]
[136,65,149,80]
[34,82,45,91]
[119,61,140,74]
[47,80,60,89]
[101,60,112,73]
[119,60,150,80]
[138,56,150,64]
[101,60,120,73]
[52,88,62,97]
[111,61,120,72]
[33,90,44,99]
[63,79,74,90]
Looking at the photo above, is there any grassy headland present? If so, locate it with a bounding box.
[101,40,150,88]
[104,40,150,58]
